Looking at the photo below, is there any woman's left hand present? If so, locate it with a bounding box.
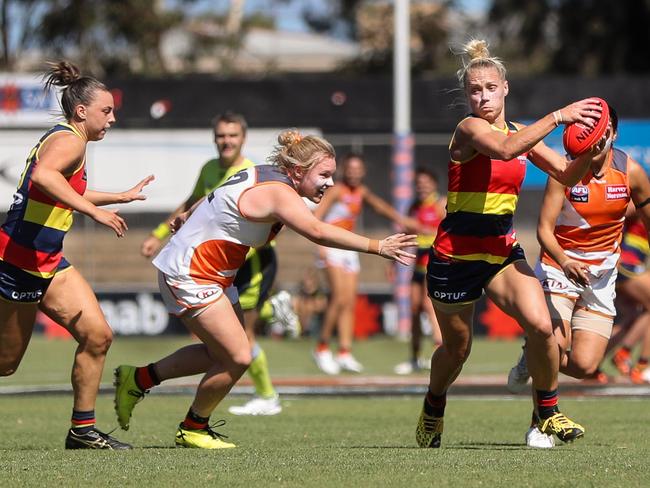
[121,175,155,203]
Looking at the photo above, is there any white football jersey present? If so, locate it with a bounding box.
[153,165,292,287]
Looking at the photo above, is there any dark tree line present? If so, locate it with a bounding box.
[2,0,650,76]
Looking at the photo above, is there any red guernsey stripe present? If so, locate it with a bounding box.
[448,153,526,195]
[0,230,61,273]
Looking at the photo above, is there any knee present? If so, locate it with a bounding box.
[79,327,113,356]
[0,361,19,376]
[568,357,599,379]
[230,349,252,375]
[525,317,554,342]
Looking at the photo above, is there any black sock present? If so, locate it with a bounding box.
[536,389,559,419]
[423,390,446,417]
[181,408,210,430]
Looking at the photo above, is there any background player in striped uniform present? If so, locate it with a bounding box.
[608,211,650,383]
[507,107,650,447]
[140,112,286,416]
[0,61,152,449]
[415,39,604,449]
[394,167,445,375]
[312,153,418,374]
[113,130,416,449]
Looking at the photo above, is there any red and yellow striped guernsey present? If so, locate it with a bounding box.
[0,123,87,278]
[434,118,527,264]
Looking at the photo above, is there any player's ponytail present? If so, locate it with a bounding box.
[43,61,107,120]
[456,39,507,89]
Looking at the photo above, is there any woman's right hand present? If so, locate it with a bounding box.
[378,233,418,265]
[557,98,605,128]
[561,259,590,287]
[141,235,162,258]
[92,208,128,237]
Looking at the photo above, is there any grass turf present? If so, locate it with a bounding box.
[3,335,527,387]
[0,396,648,487]
[1,336,647,486]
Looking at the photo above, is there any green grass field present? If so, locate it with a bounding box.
[1,337,648,487]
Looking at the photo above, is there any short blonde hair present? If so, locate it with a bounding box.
[268,129,336,173]
[456,39,507,89]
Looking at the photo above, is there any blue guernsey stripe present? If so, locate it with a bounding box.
[440,211,514,238]
[2,220,66,255]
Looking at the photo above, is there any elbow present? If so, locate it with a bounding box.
[556,173,578,187]
[30,167,47,189]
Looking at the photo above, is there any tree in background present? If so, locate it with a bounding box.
[487,0,650,75]
[0,0,43,70]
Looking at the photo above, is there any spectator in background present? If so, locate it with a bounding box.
[114,130,416,448]
[607,209,650,384]
[312,153,418,374]
[140,111,290,416]
[0,61,152,450]
[394,167,445,375]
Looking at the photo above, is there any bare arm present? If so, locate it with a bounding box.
[527,139,595,187]
[536,176,590,286]
[241,184,417,265]
[30,133,127,237]
[455,98,602,163]
[85,174,154,206]
[141,188,203,257]
[628,159,650,237]
[362,186,420,232]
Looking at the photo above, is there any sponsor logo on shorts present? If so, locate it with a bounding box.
[541,279,567,291]
[605,184,628,200]
[432,290,468,301]
[569,186,588,203]
[10,290,42,301]
[197,288,219,300]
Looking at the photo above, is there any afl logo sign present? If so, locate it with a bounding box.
[569,186,589,203]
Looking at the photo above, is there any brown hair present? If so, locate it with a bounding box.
[456,39,507,89]
[212,110,248,135]
[268,129,335,174]
[43,61,108,121]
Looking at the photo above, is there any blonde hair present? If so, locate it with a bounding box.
[456,39,507,89]
[268,129,336,173]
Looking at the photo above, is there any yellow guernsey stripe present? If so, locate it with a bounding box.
[624,234,650,253]
[24,200,73,231]
[416,235,436,247]
[446,252,508,265]
[446,191,518,215]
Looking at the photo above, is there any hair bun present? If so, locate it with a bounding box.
[278,129,303,148]
[464,39,490,60]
